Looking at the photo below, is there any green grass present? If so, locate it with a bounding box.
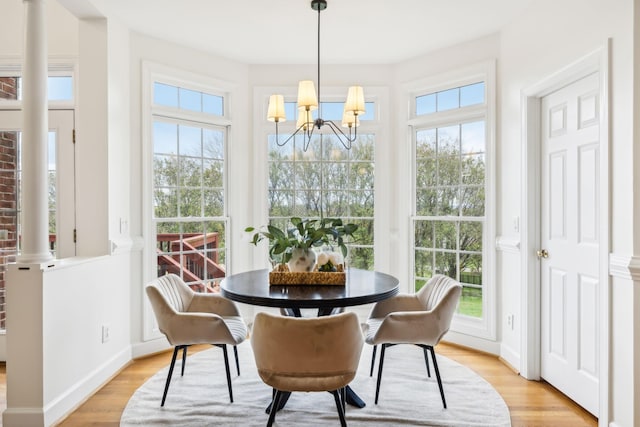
[458,287,483,317]
[415,280,482,318]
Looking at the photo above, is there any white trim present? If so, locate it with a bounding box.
[1,346,131,427]
[499,342,521,373]
[495,236,520,253]
[131,336,171,359]
[609,253,640,281]
[520,44,610,424]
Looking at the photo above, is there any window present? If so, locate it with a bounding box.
[150,79,229,292]
[410,64,495,339]
[267,101,376,269]
[0,70,76,331]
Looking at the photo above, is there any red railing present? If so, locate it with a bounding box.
[156,232,225,293]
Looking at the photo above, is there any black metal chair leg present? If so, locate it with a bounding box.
[374,343,387,404]
[233,345,240,376]
[422,345,431,377]
[428,346,447,408]
[222,344,233,403]
[161,346,180,407]
[369,345,377,377]
[267,390,283,427]
[181,346,188,376]
[333,389,347,427]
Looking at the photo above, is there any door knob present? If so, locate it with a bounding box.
[536,249,549,259]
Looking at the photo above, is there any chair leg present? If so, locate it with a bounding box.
[221,344,234,403]
[374,343,387,404]
[234,345,240,376]
[421,345,431,377]
[181,346,188,376]
[428,345,447,409]
[267,390,283,427]
[161,346,181,407]
[333,389,347,427]
[369,345,377,377]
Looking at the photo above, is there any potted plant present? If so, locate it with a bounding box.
[245,217,358,272]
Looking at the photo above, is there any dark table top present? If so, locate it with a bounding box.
[220,268,399,309]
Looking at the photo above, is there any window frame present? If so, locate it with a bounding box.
[407,60,496,341]
[142,61,233,341]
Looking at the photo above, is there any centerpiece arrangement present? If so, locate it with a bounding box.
[245,217,358,285]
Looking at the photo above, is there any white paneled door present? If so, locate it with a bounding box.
[540,72,599,417]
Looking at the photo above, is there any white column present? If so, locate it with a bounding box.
[18,0,52,263]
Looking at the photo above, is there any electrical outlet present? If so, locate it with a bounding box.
[102,324,110,343]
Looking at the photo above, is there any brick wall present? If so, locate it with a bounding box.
[0,77,19,329]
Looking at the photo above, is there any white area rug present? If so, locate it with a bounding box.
[121,343,511,426]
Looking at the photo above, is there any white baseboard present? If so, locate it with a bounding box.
[44,346,131,426]
[131,336,171,359]
[4,346,131,427]
[499,342,521,373]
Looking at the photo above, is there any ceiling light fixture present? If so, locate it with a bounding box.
[267,0,365,151]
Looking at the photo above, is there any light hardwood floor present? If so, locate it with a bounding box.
[0,342,597,427]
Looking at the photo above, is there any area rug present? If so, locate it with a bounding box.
[121,343,511,426]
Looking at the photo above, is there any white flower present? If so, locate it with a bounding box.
[329,251,343,265]
[316,252,329,266]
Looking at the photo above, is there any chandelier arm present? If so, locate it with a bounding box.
[323,120,355,149]
[274,121,310,147]
[303,124,316,152]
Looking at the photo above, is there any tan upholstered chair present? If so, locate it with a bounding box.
[145,274,248,406]
[251,311,364,427]
[362,274,462,408]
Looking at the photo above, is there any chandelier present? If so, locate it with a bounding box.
[267,0,365,151]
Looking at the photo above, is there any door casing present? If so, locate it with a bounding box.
[520,45,609,424]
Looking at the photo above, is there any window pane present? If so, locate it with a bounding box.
[437,125,460,155]
[180,188,202,217]
[203,159,223,188]
[437,87,459,111]
[320,102,343,121]
[414,220,434,248]
[153,122,177,155]
[416,158,436,187]
[203,93,224,116]
[154,154,178,187]
[348,247,373,270]
[460,221,482,252]
[269,162,294,189]
[269,190,295,216]
[154,83,178,107]
[179,125,202,157]
[414,249,434,283]
[434,221,456,250]
[462,154,485,185]
[204,129,224,159]
[203,189,224,216]
[154,188,177,218]
[460,186,484,216]
[349,162,374,190]
[437,156,460,186]
[416,128,436,157]
[435,251,457,278]
[359,102,375,121]
[349,135,375,161]
[460,82,485,107]
[179,88,202,112]
[47,76,73,101]
[461,121,485,154]
[416,93,436,115]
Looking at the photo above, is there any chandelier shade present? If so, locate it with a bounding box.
[267,0,365,150]
[267,94,286,123]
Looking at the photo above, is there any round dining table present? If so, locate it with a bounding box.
[220,267,399,316]
[220,267,400,410]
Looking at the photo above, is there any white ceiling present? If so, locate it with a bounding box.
[84,0,533,65]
